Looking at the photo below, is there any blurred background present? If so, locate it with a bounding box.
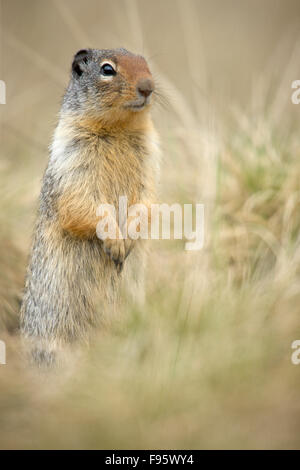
[1,0,300,449]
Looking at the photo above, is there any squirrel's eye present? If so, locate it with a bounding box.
[100,63,116,77]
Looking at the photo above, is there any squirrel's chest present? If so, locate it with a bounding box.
[98,141,146,205]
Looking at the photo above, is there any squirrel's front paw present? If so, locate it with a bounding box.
[102,238,125,273]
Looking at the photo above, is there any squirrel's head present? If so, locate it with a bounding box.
[63,48,155,125]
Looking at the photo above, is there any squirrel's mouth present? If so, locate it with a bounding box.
[124,97,150,111]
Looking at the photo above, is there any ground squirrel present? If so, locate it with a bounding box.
[20,48,160,365]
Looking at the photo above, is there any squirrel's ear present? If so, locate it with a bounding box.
[72,49,89,77]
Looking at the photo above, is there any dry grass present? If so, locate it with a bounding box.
[1,0,300,449]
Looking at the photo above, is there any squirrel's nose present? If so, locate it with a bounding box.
[137,78,154,99]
